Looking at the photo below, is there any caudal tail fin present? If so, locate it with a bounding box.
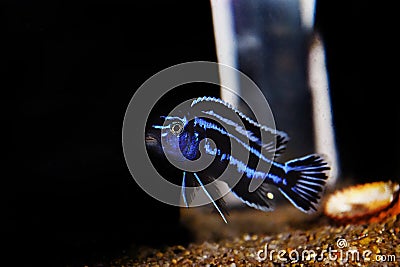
[279,154,330,213]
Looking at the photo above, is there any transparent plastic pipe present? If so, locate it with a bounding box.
[211,0,338,186]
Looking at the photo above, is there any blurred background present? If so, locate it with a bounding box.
[4,1,399,266]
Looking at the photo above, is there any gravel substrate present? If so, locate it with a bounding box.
[111,207,399,267]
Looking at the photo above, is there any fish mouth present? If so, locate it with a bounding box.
[145,135,159,146]
[145,133,165,157]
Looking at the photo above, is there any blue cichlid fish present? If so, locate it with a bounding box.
[146,97,330,223]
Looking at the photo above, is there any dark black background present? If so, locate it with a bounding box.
[316,1,399,182]
[4,1,399,266]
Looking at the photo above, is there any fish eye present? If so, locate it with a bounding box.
[170,121,184,135]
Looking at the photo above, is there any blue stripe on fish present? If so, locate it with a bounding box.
[191,96,289,158]
[194,117,281,168]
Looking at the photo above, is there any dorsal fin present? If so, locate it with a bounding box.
[191,96,289,159]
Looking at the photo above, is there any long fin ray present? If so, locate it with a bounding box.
[193,173,228,224]
[181,172,188,207]
[295,186,319,199]
[181,172,202,207]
